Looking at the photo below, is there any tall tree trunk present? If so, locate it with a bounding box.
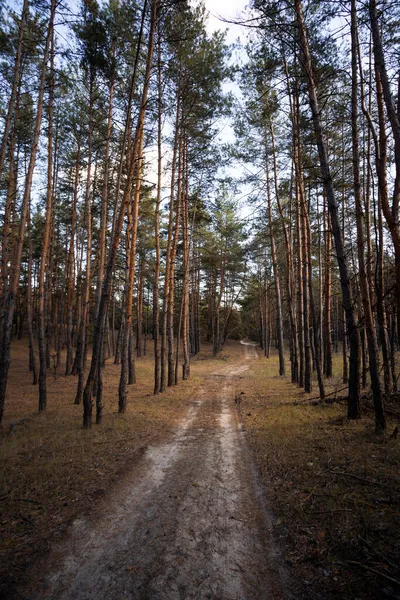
[292,93,311,391]
[161,83,181,392]
[270,113,298,381]
[323,192,333,378]
[82,0,157,427]
[118,126,145,413]
[351,0,385,433]
[153,26,162,394]
[1,80,21,301]
[182,137,190,380]
[136,258,144,358]
[0,0,56,423]
[27,202,38,385]
[369,0,400,342]
[168,130,183,383]
[265,130,285,376]
[357,19,396,396]
[95,66,114,424]
[74,68,94,406]
[38,33,55,412]
[295,0,361,418]
[66,143,80,375]
[296,171,304,387]
[0,0,27,180]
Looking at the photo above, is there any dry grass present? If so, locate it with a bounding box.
[4,339,398,599]
[240,350,400,599]
[0,338,242,598]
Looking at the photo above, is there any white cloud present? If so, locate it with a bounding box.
[202,0,250,45]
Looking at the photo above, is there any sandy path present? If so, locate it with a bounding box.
[32,344,289,600]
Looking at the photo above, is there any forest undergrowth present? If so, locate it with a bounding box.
[240,351,400,600]
[0,339,243,598]
[2,339,399,599]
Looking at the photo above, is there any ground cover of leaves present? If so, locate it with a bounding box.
[0,339,242,599]
[239,351,400,600]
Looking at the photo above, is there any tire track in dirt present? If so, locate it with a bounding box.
[29,344,290,600]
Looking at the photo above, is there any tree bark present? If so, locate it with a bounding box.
[0,0,28,181]
[295,0,360,418]
[182,137,190,380]
[38,33,55,412]
[351,0,385,433]
[0,0,56,423]
[265,129,285,376]
[74,68,94,406]
[82,0,157,427]
[153,26,162,394]
[95,64,114,424]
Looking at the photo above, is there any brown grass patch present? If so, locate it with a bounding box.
[239,351,400,600]
[0,338,242,598]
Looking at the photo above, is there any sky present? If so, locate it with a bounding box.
[200,0,256,218]
[203,0,249,45]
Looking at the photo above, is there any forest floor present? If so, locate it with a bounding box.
[1,340,400,599]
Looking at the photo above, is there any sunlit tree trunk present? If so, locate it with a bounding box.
[0,0,56,423]
[182,137,190,380]
[153,26,162,394]
[119,127,145,412]
[82,0,157,427]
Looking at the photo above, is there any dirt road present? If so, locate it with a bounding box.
[32,343,290,599]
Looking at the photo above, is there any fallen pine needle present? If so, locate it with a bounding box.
[348,561,400,587]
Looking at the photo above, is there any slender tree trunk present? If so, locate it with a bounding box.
[292,94,311,391]
[295,0,360,418]
[369,0,400,342]
[27,203,38,385]
[324,192,333,379]
[128,324,136,385]
[296,174,304,387]
[0,82,20,301]
[161,84,181,392]
[175,289,183,384]
[110,0,148,241]
[182,138,190,380]
[119,125,145,413]
[95,68,114,424]
[0,0,56,423]
[82,0,157,427]
[0,0,27,181]
[305,205,325,399]
[265,130,285,376]
[351,0,385,432]
[75,69,94,406]
[153,26,162,394]
[38,33,55,412]
[270,115,297,380]
[168,130,183,383]
[114,315,123,365]
[136,259,144,358]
